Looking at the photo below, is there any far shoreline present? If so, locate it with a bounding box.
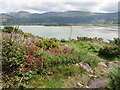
[1,24,118,27]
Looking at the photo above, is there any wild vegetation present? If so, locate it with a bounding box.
[62,37,120,61]
[1,26,120,89]
[108,67,120,90]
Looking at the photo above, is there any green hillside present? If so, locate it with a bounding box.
[0,11,118,25]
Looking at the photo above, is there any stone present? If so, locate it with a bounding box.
[89,75,97,78]
[88,78,108,88]
[79,62,93,73]
[98,62,107,67]
[86,86,89,88]
[75,63,79,66]
[77,82,83,87]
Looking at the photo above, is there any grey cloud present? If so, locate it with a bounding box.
[64,2,98,7]
[27,2,62,12]
[11,2,63,12]
[24,2,99,12]
[100,2,118,12]
[0,1,118,13]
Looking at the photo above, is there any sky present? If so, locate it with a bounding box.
[0,0,119,13]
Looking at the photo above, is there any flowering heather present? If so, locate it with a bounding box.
[17,66,30,73]
[59,43,65,46]
[44,48,69,55]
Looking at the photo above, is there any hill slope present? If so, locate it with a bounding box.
[0,11,118,25]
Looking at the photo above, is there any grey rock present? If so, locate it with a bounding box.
[79,62,93,73]
[77,82,83,87]
[98,62,107,67]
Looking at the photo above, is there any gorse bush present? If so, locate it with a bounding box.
[24,33,31,37]
[50,38,58,42]
[108,67,120,90]
[24,33,35,38]
[36,39,59,50]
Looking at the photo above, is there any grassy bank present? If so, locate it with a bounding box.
[1,26,120,88]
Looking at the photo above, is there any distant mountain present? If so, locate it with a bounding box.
[6,11,31,18]
[0,11,118,25]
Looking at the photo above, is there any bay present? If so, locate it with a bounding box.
[19,26,118,41]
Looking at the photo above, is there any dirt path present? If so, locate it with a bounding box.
[87,61,120,88]
[63,43,120,88]
[63,55,120,88]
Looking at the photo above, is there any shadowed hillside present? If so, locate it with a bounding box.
[0,11,118,25]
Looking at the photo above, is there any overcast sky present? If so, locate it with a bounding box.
[0,0,119,13]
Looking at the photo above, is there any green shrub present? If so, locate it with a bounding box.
[108,67,120,90]
[42,47,100,68]
[98,46,120,58]
[88,44,102,53]
[55,65,85,77]
[109,38,120,45]
[70,39,78,43]
[77,36,103,42]
[60,39,70,43]
[77,36,92,41]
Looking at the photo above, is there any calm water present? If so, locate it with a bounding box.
[19,26,118,41]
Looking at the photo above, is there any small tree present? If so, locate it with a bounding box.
[2,26,14,33]
[2,26,23,34]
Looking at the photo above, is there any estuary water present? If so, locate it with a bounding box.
[19,26,118,41]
